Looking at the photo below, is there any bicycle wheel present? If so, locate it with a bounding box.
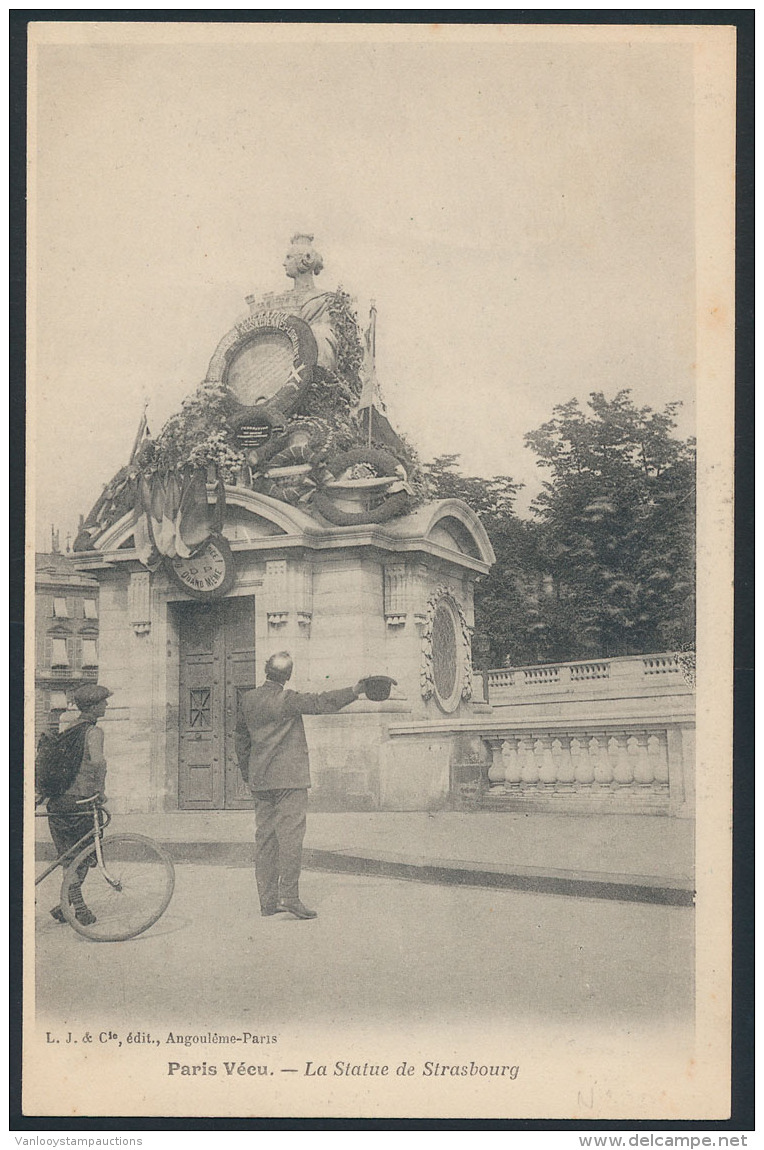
[60,833,175,942]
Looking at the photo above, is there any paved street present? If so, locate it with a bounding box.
[35,862,694,1034]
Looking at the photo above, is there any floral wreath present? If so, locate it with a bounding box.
[420,584,473,704]
[312,445,412,526]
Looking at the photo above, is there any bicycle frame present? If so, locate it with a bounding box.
[34,801,112,886]
[36,798,176,943]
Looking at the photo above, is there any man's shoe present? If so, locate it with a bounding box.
[277,899,317,920]
[50,906,66,923]
[74,906,96,926]
[260,905,287,917]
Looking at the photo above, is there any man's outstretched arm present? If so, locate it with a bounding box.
[282,682,365,716]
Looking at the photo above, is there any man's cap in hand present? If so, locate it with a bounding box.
[360,675,397,701]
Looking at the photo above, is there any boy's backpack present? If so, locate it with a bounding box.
[35,719,95,802]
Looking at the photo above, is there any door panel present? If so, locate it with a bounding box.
[177,603,224,809]
[223,597,256,809]
[177,597,255,810]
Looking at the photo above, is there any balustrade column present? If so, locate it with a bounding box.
[611,734,634,786]
[472,723,677,810]
[487,741,506,785]
[553,738,575,789]
[631,734,654,785]
[519,737,539,785]
[538,737,557,785]
[649,734,669,783]
[571,737,593,785]
[591,736,612,785]
[502,738,522,786]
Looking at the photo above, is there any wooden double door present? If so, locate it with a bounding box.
[176,596,255,809]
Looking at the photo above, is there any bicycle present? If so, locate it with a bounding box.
[35,796,175,942]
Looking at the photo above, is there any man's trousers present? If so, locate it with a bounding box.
[252,787,308,908]
[47,797,102,909]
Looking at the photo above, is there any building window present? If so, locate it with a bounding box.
[53,598,69,618]
[51,638,70,666]
[431,598,462,713]
[83,599,98,619]
[50,691,68,710]
[81,639,98,667]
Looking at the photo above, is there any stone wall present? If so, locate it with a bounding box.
[303,710,461,812]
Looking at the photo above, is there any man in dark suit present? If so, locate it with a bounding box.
[235,651,368,920]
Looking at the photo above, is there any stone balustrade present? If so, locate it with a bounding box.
[570,661,611,681]
[641,655,683,675]
[386,643,695,816]
[483,653,694,727]
[450,653,697,814]
[487,653,686,697]
[476,722,684,814]
[486,730,669,788]
[384,709,694,816]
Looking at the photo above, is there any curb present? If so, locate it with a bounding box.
[36,841,695,907]
[301,849,695,907]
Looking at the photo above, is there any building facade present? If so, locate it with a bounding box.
[34,549,99,737]
[72,494,494,814]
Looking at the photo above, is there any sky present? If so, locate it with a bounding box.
[29,25,698,549]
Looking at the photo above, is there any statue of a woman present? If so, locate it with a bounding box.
[283,233,339,372]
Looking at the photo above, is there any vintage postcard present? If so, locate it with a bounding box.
[23,20,736,1121]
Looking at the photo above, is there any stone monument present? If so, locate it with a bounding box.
[72,240,494,814]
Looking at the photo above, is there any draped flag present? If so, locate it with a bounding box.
[133,473,162,570]
[134,468,226,568]
[158,471,182,557]
[129,402,151,464]
[358,301,378,421]
[357,302,405,452]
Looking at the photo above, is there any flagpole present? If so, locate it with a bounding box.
[129,400,150,464]
[367,301,376,448]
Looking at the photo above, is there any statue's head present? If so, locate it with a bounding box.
[284,233,324,281]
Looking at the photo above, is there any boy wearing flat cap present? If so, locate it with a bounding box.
[48,683,112,925]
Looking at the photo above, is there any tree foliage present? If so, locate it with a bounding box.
[525,391,695,660]
[423,391,696,667]
[422,456,546,668]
